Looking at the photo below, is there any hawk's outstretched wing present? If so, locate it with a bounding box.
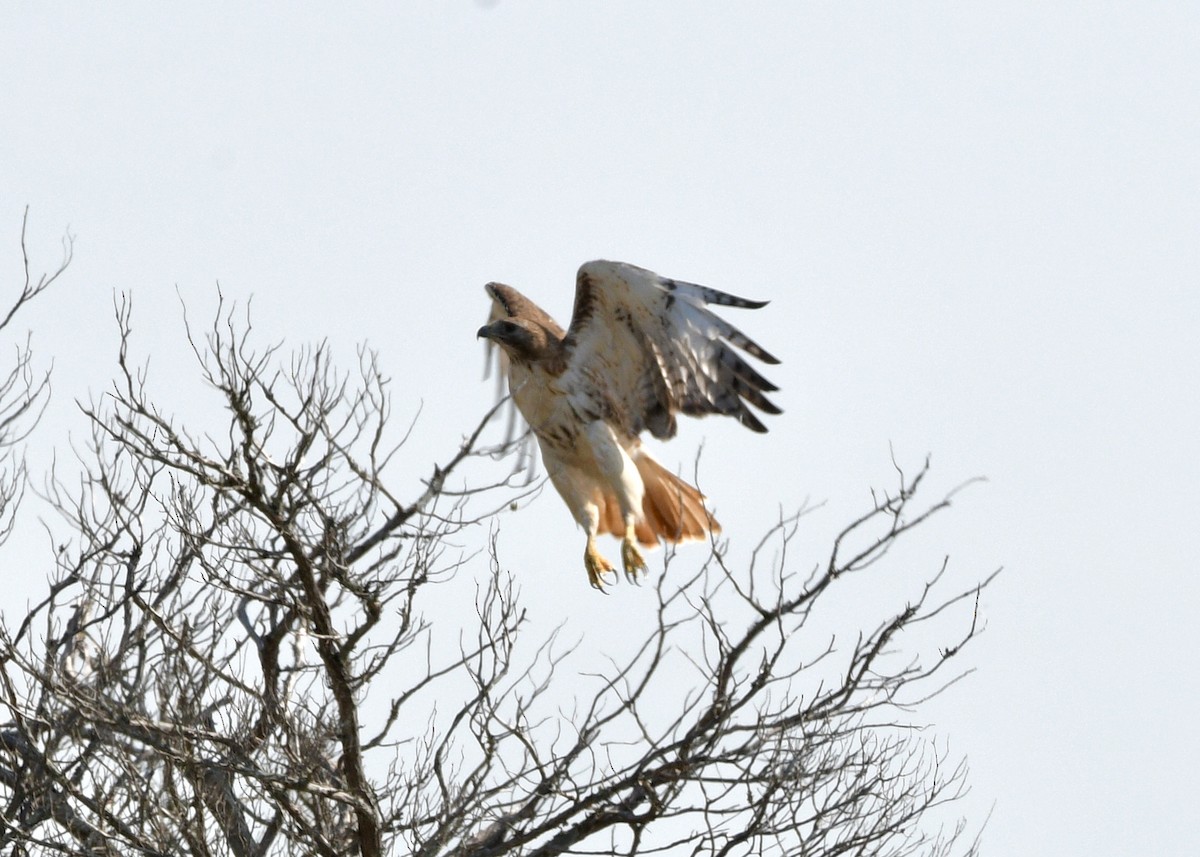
[561,260,781,439]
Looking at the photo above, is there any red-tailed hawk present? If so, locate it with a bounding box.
[478,260,780,590]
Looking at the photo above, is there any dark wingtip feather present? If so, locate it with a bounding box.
[753,394,782,416]
[662,277,771,310]
[485,282,513,315]
[739,409,769,433]
[738,297,770,310]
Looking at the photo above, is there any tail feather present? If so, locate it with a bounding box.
[596,488,657,546]
[631,491,662,545]
[593,453,720,548]
[598,490,623,537]
[634,453,720,545]
[674,488,710,541]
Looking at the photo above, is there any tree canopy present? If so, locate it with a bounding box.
[0,218,994,856]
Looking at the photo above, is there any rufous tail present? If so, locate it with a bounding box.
[595,453,720,547]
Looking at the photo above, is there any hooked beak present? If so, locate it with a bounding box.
[476,323,493,340]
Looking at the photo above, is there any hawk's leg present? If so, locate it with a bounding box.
[621,520,648,583]
[584,536,616,591]
[580,420,649,585]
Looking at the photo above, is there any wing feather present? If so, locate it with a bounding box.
[561,260,781,439]
[485,282,566,339]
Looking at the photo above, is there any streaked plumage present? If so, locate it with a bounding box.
[478,260,780,590]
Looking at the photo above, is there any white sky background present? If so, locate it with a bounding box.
[3,3,1198,854]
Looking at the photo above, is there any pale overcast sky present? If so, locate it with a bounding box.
[3,4,1197,854]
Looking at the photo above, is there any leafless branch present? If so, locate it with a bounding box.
[0,266,994,856]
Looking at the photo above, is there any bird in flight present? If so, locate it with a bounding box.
[478,260,780,590]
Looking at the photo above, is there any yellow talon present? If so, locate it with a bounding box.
[585,540,616,591]
[621,538,647,584]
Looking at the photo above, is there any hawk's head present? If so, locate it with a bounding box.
[477,317,558,364]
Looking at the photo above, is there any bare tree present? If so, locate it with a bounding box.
[0,209,70,549]
[0,245,995,855]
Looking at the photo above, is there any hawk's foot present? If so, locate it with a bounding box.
[621,538,648,584]
[584,541,616,591]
